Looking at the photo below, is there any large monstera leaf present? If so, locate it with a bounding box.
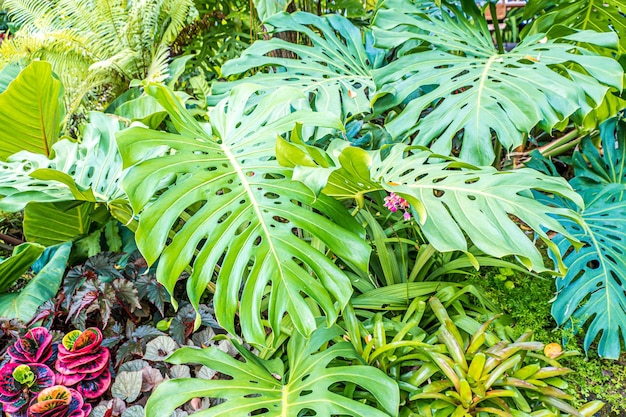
[146,326,399,417]
[117,84,370,345]
[372,3,623,165]
[523,0,626,54]
[537,118,626,358]
[374,145,583,271]
[551,192,626,359]
[0,112,125,211]
[214,12,385,123]
[282,140,583,272]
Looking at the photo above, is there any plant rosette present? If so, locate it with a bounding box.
[54,328,111,399]
[8,327,58,368]
[0,363,55,417]
[28,385,91,417]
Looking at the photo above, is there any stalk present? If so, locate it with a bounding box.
[489,1,505,54]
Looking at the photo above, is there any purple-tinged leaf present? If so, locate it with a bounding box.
[57,349,110,374]
[77,367,111,399]
[8,327,55,365]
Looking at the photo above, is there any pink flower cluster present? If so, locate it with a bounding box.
[0,327,110,417]
[383,192,411,220]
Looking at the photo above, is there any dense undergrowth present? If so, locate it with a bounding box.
[470,268,626,415]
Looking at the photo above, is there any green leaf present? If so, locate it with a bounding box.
[111,371,143,402]
[253,0,289,22]
[372,6,623,164]
[0,61,64,160]
[23,201,94,246]
[0,62,22,93]
[0,242,45,293]
[289,141,584,272]
[118,83,370,345]
[374,145,584,271]
[0,242,71,321]
[0,111,125,211]
[523,0,626,54]
[215,12,385,124]
[547,118,626,359]
[145,326,399,417]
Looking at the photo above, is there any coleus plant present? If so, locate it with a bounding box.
[0,327,112,417]
[28,385,92,417]
[0,362,55,417]
[55,328,111,399]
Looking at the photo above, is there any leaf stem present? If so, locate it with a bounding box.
[0,232,23,246]
[489,2,505,55]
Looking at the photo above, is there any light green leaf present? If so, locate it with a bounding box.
[23,201,94,246]
[0,242,71,321]
[0,111,125,211]
[523,0,626,54]
[215,12,385,124]
[145,326,399,417]
[284,140,584,272]
[144,336,178,361]
[372,5,623,164]
[0,62,22,93]
[253,0,289,22]
[118,83,370,345]
[0,61,64,160]
[112,371,143,402]
[372,144,583,271]
[0,242,45,293]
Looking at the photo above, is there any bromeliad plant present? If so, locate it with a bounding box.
[0,327,112,417]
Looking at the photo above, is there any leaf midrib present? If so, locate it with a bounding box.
[219,141,299,325]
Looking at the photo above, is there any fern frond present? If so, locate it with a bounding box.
[160,0,195,45]
[145,43,170,83]
[3,0,56,28]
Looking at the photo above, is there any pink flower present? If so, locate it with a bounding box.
[384,192,411,220]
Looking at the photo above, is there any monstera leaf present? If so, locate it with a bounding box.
[537,118,626,358]
[523,0,626,54]
[214,12,385,123]
[145,326,399,417]
[0,112,125,211]
[0,61,64,160]
[551,192,626,359]
[372,4,623,164]
[281,140,583,272]
[118,84,370,345]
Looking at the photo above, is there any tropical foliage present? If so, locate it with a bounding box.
[0,0,197,118]
[0,0,625,414]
